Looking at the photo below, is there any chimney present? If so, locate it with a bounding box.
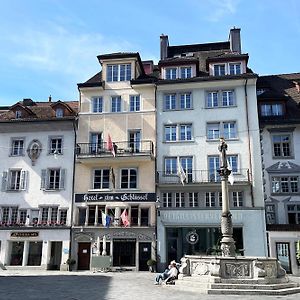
[22,98,34,106]
[229,27,241,53]
[48,95,52,102]
[160,34,169,60]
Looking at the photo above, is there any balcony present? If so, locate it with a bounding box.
[76,140,154,163]
[156,169,250,185]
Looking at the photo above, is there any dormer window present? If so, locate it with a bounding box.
[229,63,241,75]
[214,64,226,76]
[15,110,22,119]
[107,64,131,82]
[165,68,177,80]
[180,67,192,79]
[260,103,284,117]
[55,108,64,117]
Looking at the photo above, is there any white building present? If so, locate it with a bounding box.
[0,98,77,270]
[156,28,267,270]
[258,73,300,275]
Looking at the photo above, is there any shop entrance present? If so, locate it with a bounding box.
[49,241,62,270]
[139,242,151,271]
[113,239,136,267]
[77,242,91,270]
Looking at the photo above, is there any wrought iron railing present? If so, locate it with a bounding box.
[156,169,250,184]
[76,140,154,157]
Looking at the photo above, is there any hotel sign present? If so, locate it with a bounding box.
[75,192,156,203]
[11,232,39,238]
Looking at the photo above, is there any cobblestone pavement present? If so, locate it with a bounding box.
[0,270,299,300]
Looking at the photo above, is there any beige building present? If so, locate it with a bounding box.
[73,53,157,271]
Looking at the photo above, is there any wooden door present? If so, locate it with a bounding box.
[77,242,91,270]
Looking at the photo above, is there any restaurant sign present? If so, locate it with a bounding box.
[11,232,39,238]
[75,192,156,203]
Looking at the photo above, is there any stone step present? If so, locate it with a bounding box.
[211,282,298,290]
[207,287,300,296]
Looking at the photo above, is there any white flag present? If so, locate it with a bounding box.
[177,158,187,185]
[227,159,234,185]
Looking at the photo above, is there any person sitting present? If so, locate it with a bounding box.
[154,261,178,285]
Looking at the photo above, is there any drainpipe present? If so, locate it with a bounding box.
[68,116,78,270]
[244,79,255,207]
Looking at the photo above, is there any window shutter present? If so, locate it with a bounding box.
[59,169,66,190]
[20,170,28,190]
[41,169,47,190]
[1,171,8,191]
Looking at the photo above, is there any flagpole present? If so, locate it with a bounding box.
[218,137,236,257]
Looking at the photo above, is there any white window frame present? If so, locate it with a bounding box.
[206,90,235,108]
[165,68,177,80]
[120,168,137,189]
[175,192,185,208]
[180,66,192,79]
[107,64,131,82]
[41,168,66,191]
[232,191,243,207]
[162,192,172,207]
[189,192,198,207]
[207,121,237,140]
[229,63,241,75]
[164,94,176,110]
[165,124,193,142]
[11,138,24,156]
[164,157,177,175]
[180,93,192,109]
[111,96,121,112]
[93,169,110,190]
[272,134,292,158]
[271,176,299,194]
[92,97,103,113]
[55,108,64,117]
[205,192,216,207]
[260,103,284,116]
[129,95,140,112]
[214,64,226,76]
[49,136,63,155]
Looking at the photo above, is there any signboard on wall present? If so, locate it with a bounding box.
[75,192,156,203]
[11,232,39,238]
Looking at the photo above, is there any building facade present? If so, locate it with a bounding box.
[0,98,77,270]
[156,28,267,270]
[74,53,157,271]
[258,73,300,275]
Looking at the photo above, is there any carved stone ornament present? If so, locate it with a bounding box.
[27,139,42,165]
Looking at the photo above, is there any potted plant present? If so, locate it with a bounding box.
[147,259,157,272]
[66,258,76,271]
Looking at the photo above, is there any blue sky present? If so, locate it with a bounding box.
[0,0,299,106]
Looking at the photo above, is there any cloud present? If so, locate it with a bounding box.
[206,0,240,22]
[3,24,135,78]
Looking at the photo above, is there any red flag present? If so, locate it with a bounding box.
[107,134,115,157]
[120,209,130,227]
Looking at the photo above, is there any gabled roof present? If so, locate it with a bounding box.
[266,161,300,173]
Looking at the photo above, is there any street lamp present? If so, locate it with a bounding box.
[218,137,236,257]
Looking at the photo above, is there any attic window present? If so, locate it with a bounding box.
[55,108,64,118]
[15,110,22,119]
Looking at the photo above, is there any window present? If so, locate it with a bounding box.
[164,157,177,175]
[163,193,172,207]
[208,156,220,182]
[41,207,49,224]
[207,92,218,108]
[222,91,234,106]
[2,207,9,224]
[92,97,103,113]
[15,110,22,119]
[214,64,226,76]
[121,168,137,189]
[189,193,198,207]
[165,68,177,80]
[49,137,63,155]
[227,155,238,173]
[206,90,235,108]
[111,96,121,112]
[223,122,237,139]
[107,64,131,82]
[206,192,216,207]
[141,208,149,226]
[229,63,241,75]
[93,169,110,189]
[164,125,177,141]
[165,124,192,142]
[180,124,192,141]
[207,122,237,140]
[2,170,27,191]
[59,209,67,224]
[128,130,141,152]
[175,192,185,207]
[41,169,66,190]
[232,191,243,207]
[164,94,176,110]
[207,123,220,140]
[31,210,39,225]
[11,139,24,156]
[19,209,27,224]
[272,134,292,158]
[130,95,140,112]
[55,108,64,117]
[180,156,193,183]
[180,67,192,79]
[271,176,299,194]
[131,206,138,225]
[180,93,192,109]
[11,207,18,224]
[266,204,276,224]
[260,104,284,116]
[287,204,300,224]
[90,132,103,153]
